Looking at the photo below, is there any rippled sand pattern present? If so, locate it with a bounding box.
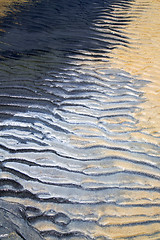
[109,0,160,138]
[0,0,160,239]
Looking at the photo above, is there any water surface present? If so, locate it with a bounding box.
[0,0,160,239]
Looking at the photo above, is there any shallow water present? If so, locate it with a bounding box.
[0,0,160,239]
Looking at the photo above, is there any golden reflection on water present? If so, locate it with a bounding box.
[0,0,30,17]
[0,0,31,32]
[109,0,160,138]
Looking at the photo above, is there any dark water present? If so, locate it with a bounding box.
[0,0,160,239]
